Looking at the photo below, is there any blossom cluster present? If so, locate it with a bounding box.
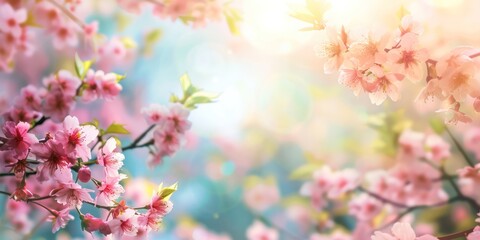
[141,103,192,166]
[0,52,213,237]
[292,125,480,239]
[117,0,235,28]
[315,15,480,124]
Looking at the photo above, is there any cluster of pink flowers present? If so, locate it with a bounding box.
[300,166,359,209]
[316,15,480,123]
[0,2,32,72]
[0,114,176,236]
[294,125,480,239]
[0,1,99,72]
[117,0,224,27]
[141,103,192,166]
[3,67,121,123]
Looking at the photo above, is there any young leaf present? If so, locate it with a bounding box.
[184,91,220,109]
[159,182,178,201]
[180,74,192,94]
[74,53,92,79]
[105,123,130,135]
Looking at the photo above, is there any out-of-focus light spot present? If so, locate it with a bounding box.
[242,0,309,54]
[221,161,235,176]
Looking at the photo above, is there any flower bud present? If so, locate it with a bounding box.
[78,166,91,183]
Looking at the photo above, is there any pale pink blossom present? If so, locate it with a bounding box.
[141,104,168,125]
[316,26,348,74]
[464,127,480,160]
[467,226,480,240]
[349,194,382,221]
[367,65,404,105]
[387,33,428,82]
[96,174,127,205]
[328,168,359,198]
[42,88,77,122]
[371,222,438,240]
[424,134,450,162]
[153,126,181,156]
[52,182,94,208]
[398,130,425,161]
[0,121,38,158]
[82,70,123,102]
[348,33,389,68]
[0,3,27,37]
[55,115,99,161]
[138,210,163,231]
[246,220,278,240]
[31,141,76,181]
[108,208,139,238]
[166,103,191,133]
[50,208,74,233]
[52,23,78,49]
[78,166,91,183]
[243,182,280,212]
[97,137,125,177]
[150,194,173,215]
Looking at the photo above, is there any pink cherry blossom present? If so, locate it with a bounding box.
[16,85,44,111]
[367,65,404,105]
[338,59,374,96]
[328,168,359,198]
[52,182,94,208]
[153,126,181,157]
[150,194,173,215]
[246,220,278,240]
[98,137,125,177]
[464,127,480,161]
[316,26,348,74]
[141,104,168,125]
[82,213,110,234]
[31,140,76,182]
[371,222,438,240]
[52,22,78,49]
[424,134,450,162]
[50,208,74,233]
[0,121,38,159]
[398,130,425,161]
[42,88,77,122]
[55,115,99,161]
[387,33,428,82]
[349,194,382,221]
[138,209,164,231]
[243,182,280,212]
[108,208,139,238]
[95,174,127,205]
[467,227,480,240]
[0,3,27,37]
[166,103,191,133]
[82,70,122,102]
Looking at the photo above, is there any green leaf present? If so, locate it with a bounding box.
[180,74,192,94]
[74,53,92,79]
[115,73,126,82]
[430,118,445,134]
[82,119,100,128]
[159,182,178,201]
[184,91,220,109]
[105,123,130,135]
[223,7,241,35]
[170,93,180,103]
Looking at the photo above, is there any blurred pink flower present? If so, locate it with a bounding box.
[371,222,438,240]
[0,121,38,158]
[246,221,278,240]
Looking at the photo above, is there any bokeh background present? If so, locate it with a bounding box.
[2,0,480,239]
